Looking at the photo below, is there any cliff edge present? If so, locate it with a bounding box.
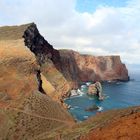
[21,23,129,89]
[59,50,129,88]
[0,22,129,105]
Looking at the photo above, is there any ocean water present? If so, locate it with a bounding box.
[65,70,140,121]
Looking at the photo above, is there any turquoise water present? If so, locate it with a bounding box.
[65,70,140,121]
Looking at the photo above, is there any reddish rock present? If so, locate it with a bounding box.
[22,24,129,89]
[59,50,129,87]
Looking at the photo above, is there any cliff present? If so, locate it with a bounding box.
[22,24,129,89]
[14,23,128,91]
[23,23,60,68]
[0,23,129,104]
[0,23,74,139]
[0,23,71,103]
[59,50,129,88]
[0,22,129,106]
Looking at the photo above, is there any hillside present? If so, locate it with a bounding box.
[0,23,74,139]
[47,106,140,140]
[0,23,136,140]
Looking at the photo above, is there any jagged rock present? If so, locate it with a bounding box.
[23,23,60,68]
[22,23,129,90]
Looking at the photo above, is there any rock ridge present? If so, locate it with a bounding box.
[23,23,60,68]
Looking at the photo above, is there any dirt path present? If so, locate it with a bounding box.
[8,107,74,127]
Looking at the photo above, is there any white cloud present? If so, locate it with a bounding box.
[0,0,140,64]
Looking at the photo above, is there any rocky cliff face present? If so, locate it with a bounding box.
[23,23,60,68]
[0,22,129,111]
[59,50,129,87]
[22,23,129,90]
[22,23,71,104]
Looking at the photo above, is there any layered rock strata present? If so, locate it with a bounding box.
[59,50,129,88]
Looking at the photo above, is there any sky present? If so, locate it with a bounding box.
[0,0,140,64]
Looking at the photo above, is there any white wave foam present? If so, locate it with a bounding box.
[86,82,91,86]
[70,107,74,110]
[74,106,80,109]
[77,89,85,96]
[105,95,110,99]
[83,116,89,119]
[97,106,103,111]
[81,85,87,88]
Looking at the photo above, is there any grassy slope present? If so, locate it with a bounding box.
[47,106,140,140]
[0,23,31,40]
[41,62,71,101]
[0,92,74,140]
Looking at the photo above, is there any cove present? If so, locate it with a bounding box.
[65,71,140,121]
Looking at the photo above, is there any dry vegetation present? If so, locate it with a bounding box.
[47,106,140,140]
[0,23,31,40]
[0,92,74,140]
[0,24,74,140]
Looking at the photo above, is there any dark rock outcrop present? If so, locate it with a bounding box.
[22,23,71,104]
[23,23,60,68]
[85,104,100,112]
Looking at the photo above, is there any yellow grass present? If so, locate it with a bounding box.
[41,73,55,94]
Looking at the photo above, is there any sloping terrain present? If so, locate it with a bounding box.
[0,23,74,139]
[59,50,129,88]
[46,106,140,140]
[81,111,140,140]
[0,39,38,105]
[0,91,74,140]
[0,23,71,103]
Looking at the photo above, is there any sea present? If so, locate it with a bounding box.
[65,69,140,121]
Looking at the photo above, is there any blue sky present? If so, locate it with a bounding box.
[76,0,128,13]
[0,0,140,64]
[0,0,128,15]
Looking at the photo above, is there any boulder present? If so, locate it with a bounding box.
[85,104,99,111]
